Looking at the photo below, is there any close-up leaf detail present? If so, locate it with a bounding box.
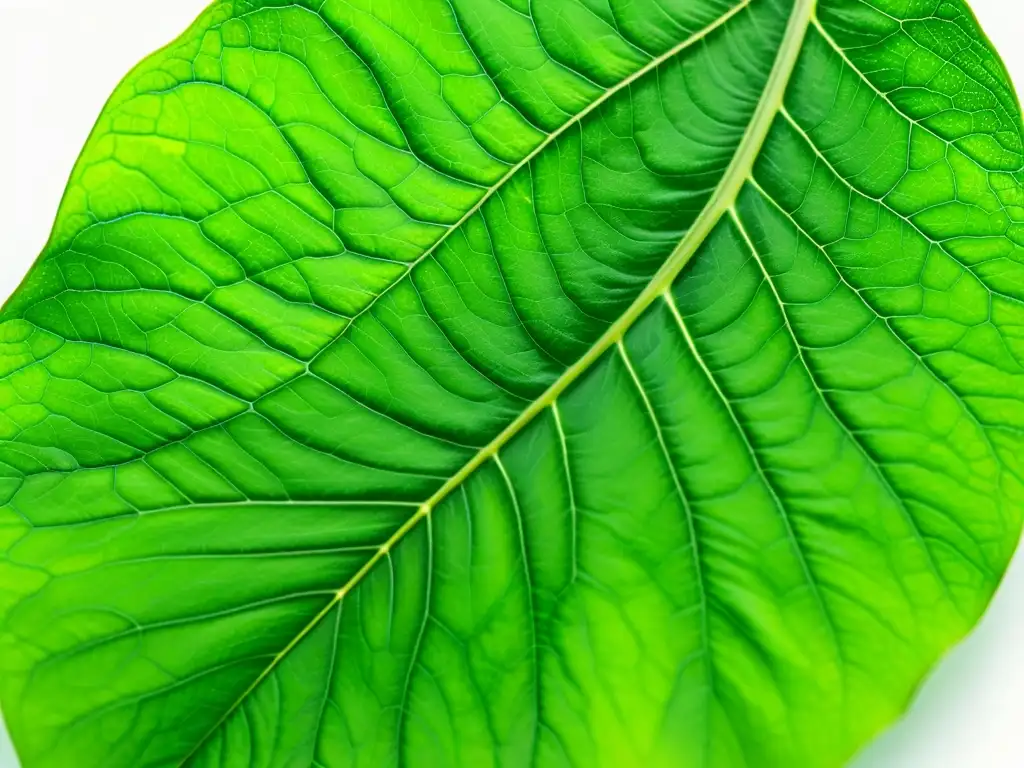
[1,0,1023,765]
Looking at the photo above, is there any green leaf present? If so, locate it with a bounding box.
[1,0,1023,765]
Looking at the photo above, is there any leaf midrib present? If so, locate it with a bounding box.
[180,0,817,762]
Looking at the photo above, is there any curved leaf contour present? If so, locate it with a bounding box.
[1,0,1023,765]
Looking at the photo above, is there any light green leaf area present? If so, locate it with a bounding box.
[1,0,1023,765]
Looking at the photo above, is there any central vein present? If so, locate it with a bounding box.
[181,0,817,761]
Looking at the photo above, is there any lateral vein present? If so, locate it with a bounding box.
[306,0,756,365]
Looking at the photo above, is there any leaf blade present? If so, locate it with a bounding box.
[1,0,1023,766]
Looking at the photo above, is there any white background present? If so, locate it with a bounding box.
[0,1,1021,765]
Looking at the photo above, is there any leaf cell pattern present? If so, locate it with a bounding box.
[1,0,1023,766]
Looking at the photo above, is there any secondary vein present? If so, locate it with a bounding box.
[304,0,757,368]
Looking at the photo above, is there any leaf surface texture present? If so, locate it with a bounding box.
[1,0,1023,766]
